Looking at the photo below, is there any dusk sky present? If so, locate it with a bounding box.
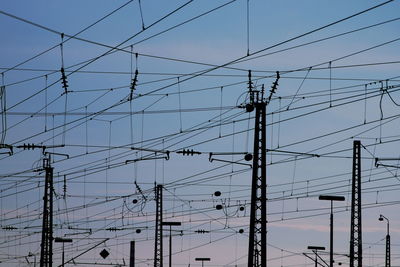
[1,1,400,266]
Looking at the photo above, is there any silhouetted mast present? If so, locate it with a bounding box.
[154,184,163,267]
[349,140,362,267]
[40,155,54,267]
[247,70,279,267]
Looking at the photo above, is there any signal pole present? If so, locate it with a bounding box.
[40,155,54,267]
[154,184,163,267]
[349,140,362,267]
[247,70,279,267]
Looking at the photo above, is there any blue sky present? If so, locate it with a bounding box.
[1,0,400,266]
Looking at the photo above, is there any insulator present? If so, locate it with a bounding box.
[130,70,139,91]
[2,226,17,230]
[179,149,201,156]
[106,227,120,231]
[60,68,69,90]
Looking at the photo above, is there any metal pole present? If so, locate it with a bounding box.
[260,99,267,267]
[319,195,344,267]
[330,201,333,267]
[315,251,317,267]
[61,243,64,267]
[380,215,390,267]
[350,140,362,267]
[386,219,390,267]
[169,225,172,267]
[49,166,53,267]
[248,100,260,267]
[54,237,72,267]
[154,184,163,267]
[195,258,210,267]
[162,222,181,267]
[40,159,53,267]
[386,234,390,267]
[130,241,135,267]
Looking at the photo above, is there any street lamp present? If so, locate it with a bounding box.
[379,214,390,267]
[195,257,211,267]
[319,195,345,267]
[307,246,326,267]
[162,221,181,267]
[54,237,72,266]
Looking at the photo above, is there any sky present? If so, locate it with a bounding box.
[1,0,400,266]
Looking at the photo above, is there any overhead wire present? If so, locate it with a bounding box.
[1,0,400,264]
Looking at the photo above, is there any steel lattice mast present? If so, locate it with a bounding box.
[349,140,362,267]
[154,184,163,267]
[247,71,279,267]
[40,156,54,267]
[385,233,391,267]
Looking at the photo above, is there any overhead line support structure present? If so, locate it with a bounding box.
[154,184,163,267]
[40,155,54,267]
[247,70,279,267]
[349,140,362,267]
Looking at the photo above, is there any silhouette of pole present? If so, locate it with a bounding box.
[379,215,390,267]
[319,195,345,267]
[330,201,333,267]
[195,257,210,267]
[246,71,279,267]
[54,237,72,267]
[154,184,163,267]
[40,156,53,267]
[162,221,181,267]
[247,71,267,267]
[130,241,135,267]
[350,140,362,267]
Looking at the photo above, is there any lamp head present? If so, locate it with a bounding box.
[379,215,384,221]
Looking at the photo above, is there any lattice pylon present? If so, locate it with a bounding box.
[40,157,53,267]
[247,98,267,267]
[154,184,163,267]
[349,140,362,267]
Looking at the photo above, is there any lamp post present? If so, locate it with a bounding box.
[379,214,390,267]
[54,237,72,266]
[307,246,326,267]
[195,257,211,267]
[162,221,181,267]
[319,195,345,267]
